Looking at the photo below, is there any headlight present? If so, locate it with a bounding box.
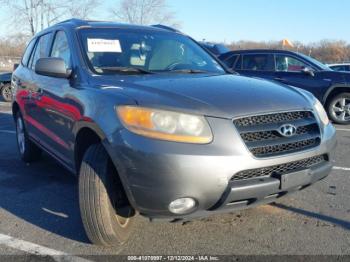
[117,106,213,144]
[314,99,329,126]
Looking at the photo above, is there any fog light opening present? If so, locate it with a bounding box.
[168,198,196,214]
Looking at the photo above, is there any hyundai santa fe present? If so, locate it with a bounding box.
[11,19,337,247]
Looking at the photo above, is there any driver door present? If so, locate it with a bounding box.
[273,54,331,100]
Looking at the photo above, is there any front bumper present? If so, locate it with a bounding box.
[104,117,337,220]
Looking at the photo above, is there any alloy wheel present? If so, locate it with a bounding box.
[1,84,12,102]
[331,97,350,122]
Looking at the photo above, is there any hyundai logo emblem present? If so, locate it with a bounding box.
[278,124,297,137]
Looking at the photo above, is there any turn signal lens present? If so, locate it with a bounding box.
[314,99,330,126]
[117,106,213,144]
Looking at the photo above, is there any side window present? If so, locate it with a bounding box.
[242,54,274,71]
[50,31,71,68]
[21,39,36,67]
[275,55,309,72]
[29,33,52,70]
[223,55,238,68]
[331,66,344,71]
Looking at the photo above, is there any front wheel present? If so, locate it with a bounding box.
[327,92,350,125]
[79,143,137,246]
[1,83,12,102]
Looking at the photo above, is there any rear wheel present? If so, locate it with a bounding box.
[15,112,42,162]
[79,143,137,246]
[1,83,12,102]
[328,92,350,125]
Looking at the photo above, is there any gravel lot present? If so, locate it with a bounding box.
[0,103,349,261]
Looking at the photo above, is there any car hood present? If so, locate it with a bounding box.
[93,74,313,119]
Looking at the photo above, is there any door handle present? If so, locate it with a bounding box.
[274,77,285,81]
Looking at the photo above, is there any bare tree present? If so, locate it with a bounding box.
[67,0,101,21]
[110,0,179,27]
[0,0,100,37]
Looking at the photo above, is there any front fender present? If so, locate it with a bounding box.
[322,84,350,104]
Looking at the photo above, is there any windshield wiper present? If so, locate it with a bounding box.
[97,66,154,74]
[165,69,211,74]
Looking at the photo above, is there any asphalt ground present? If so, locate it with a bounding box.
[0,103,349,261]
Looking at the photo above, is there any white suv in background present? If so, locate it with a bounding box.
[328,63,350,72]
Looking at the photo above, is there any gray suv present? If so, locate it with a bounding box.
[11,19,337,247]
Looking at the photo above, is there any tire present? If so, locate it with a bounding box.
[79,143,137,246]
[1,83,12,102]
[327,92,350,125]
[15,112,42,162]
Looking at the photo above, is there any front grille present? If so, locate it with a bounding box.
[234,111,321,157]
[231,155,327,181]
[234,111,312,127]
[240,125,312,142]
[250,138,319,156]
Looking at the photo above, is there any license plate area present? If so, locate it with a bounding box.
[280,169,310,190]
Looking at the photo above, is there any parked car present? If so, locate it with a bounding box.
[199,42,230,56]
[328,63,350,72]
[0,72,12,102]
[219,49,350,124]
[12,19,336,247]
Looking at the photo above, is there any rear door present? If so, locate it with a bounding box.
[273,54,331,100]
[12,39,37,132]
[235,53,276,80]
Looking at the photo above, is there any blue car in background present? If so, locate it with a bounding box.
[199,42,230,56]
[0,72,12,102]
[328,63,350,72]
[219,49,350,124]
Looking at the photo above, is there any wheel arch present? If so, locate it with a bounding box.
[323,85,350,106]
[74,123,138,211]
[74,124,105,174]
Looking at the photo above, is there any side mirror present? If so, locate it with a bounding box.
[302,67,315,77]
[35,57,71,78]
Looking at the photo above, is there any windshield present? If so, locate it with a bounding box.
[298,53,331,71]
[78,28,225,75]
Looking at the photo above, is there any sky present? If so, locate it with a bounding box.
[0,0,348,43]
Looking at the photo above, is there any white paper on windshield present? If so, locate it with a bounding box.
[87,38,122,52]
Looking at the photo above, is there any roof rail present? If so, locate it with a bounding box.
[151,24,181,33]
[55,18,88,26]
[56,18,79,24]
